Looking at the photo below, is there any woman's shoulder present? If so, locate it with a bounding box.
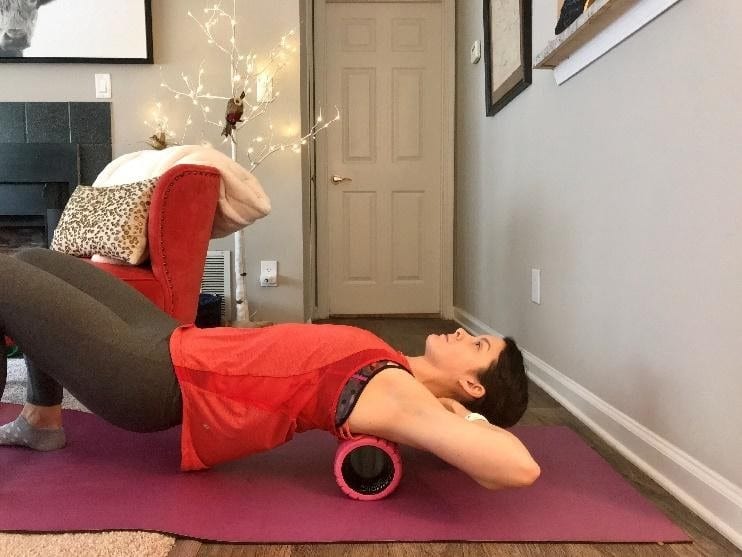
[346,366,440,439]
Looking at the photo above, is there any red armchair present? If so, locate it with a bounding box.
[3,164,220,354]
[86,163,220,324]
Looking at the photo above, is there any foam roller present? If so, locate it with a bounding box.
[334,436,402,501]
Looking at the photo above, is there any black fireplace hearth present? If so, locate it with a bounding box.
[0,143,80,248]
[0,101,112,253]
[0,222,45,255]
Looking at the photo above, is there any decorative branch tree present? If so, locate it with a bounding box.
[154,0,339,324]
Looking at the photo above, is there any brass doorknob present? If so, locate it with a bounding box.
[331,175,352,184]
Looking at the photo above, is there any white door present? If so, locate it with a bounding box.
[316,1,448,315]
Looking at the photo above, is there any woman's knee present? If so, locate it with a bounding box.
[0,252,25,279]
[13,249,85,278]
[12,247,53,265]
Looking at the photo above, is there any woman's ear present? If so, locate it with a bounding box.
[457,375,485,402]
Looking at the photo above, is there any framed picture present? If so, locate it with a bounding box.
[482,0,532,116]
[0,0,153,63]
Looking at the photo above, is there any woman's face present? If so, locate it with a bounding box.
[425,328,506,377]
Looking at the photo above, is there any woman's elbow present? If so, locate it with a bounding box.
[480,459,541,490]
[514,459,541,487]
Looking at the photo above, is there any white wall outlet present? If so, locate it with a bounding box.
[260,260,278,287]
[531,268,541,305]
[470,40,481,64]
[94,73,111,99]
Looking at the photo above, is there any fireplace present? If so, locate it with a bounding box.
[0,101,112,253]
[0,143,79,252]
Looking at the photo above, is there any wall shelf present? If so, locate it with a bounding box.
[535,0,637,69]
[534,0,681,84]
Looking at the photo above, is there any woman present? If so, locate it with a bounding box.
[0,248,539,490]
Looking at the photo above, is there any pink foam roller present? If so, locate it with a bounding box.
[334,435,403,501]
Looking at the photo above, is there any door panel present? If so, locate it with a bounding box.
[343,69,376,161]
[343,191,377,282]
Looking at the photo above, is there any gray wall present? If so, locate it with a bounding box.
[455,0,742,487]
[0,0,305,323]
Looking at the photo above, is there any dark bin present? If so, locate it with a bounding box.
[195,293,223,328]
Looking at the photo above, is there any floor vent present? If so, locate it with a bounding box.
[201,250,232,324]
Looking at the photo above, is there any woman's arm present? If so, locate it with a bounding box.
[347,368,540,490]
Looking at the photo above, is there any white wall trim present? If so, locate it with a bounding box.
[439,0,455,319]
[554,0,683,85]
[301,0,317,323]
[313,0,331,319]
[454,306,742,550]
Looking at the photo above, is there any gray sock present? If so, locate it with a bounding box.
[0,414,66,451]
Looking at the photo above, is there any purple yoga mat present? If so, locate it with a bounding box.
[0,403,689,543]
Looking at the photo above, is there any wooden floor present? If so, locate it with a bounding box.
[170,318,740,557]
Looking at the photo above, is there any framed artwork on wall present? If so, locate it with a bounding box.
[482,0,532,116]
[0,0,153,63]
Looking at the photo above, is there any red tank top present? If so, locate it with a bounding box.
[169,323,410,471]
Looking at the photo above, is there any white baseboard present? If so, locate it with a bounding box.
[454,306,742,550]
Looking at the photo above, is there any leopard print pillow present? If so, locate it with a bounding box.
[50,178,158,265]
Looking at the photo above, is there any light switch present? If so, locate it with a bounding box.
[531,269,541,305]
[95,73,111,99]
[256,74,273,102]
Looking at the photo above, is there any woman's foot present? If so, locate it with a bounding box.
[0,404,66,451]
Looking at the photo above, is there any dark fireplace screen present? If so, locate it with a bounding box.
[0,143,80,254]
[0,101,112,253]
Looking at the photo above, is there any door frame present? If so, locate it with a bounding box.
[307,0,455,320]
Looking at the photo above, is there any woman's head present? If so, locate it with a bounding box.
[421,328,528,427]
[466,337,528,427]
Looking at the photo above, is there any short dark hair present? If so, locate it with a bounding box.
[467,337,528,428]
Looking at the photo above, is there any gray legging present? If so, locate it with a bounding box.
[0,248,182,432]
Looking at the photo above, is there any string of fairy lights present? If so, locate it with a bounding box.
[145,0,340,324]
[146,0,339,170]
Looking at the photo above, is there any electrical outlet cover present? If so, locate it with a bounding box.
[260,260,278,287]
[470,40,481,64]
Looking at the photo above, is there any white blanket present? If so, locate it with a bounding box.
[93,145,271,239]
